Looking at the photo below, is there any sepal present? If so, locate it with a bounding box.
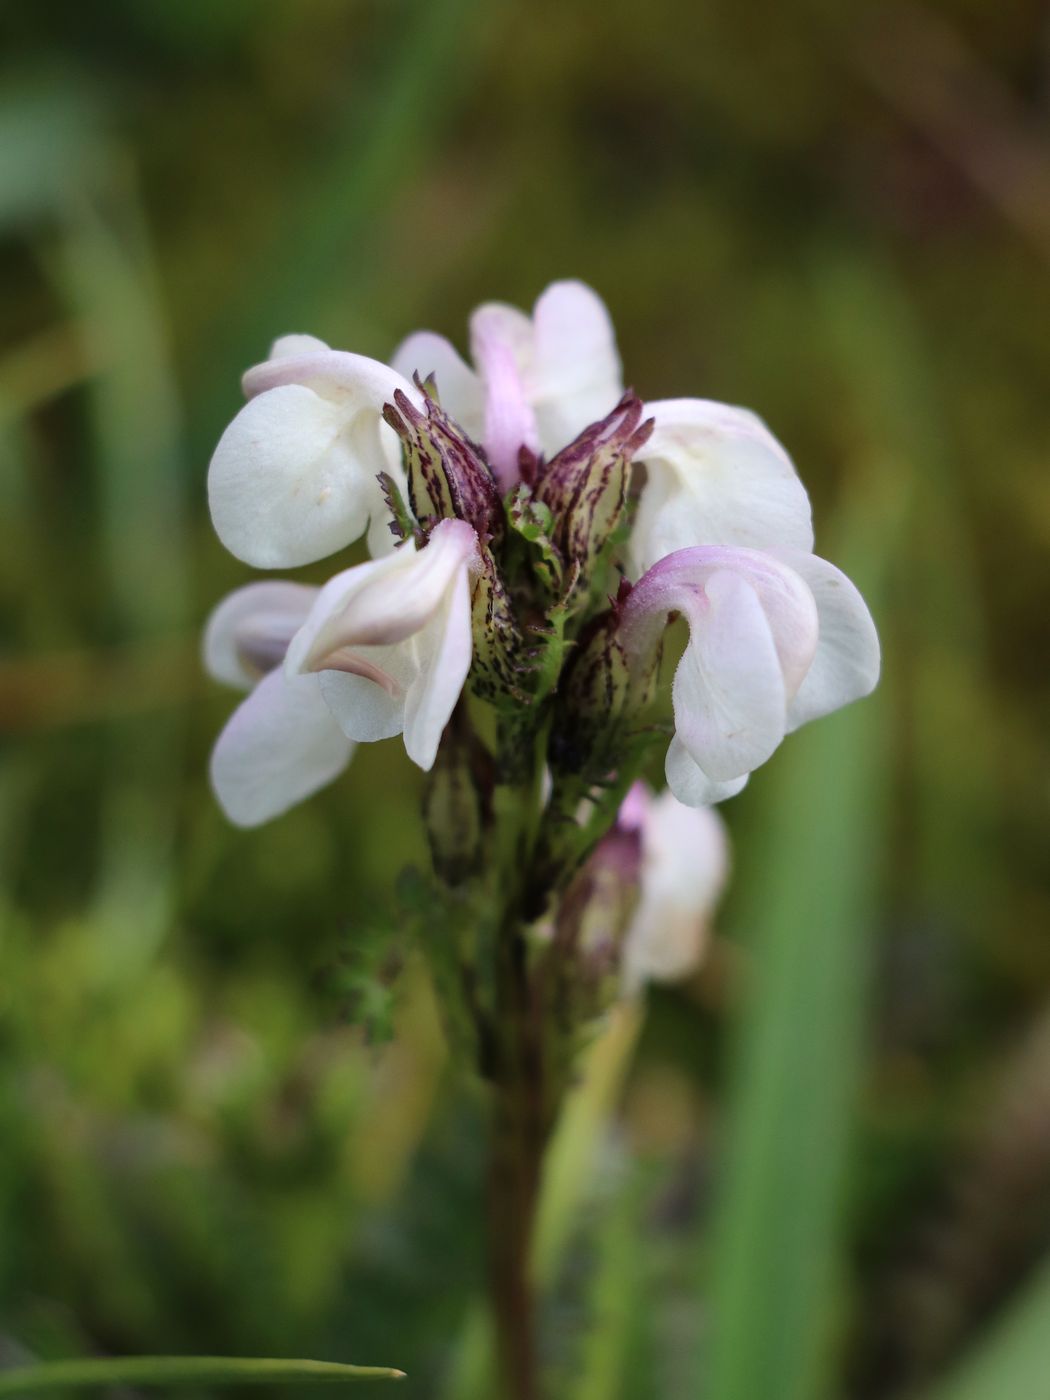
[383,384,503,543]
[535,393,652,598]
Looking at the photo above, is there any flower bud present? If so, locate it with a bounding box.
[548,583,659,780]
[383,384,503,543]
[534,393,653,597]
[467,544,524,708]
[421,706,492,886]
[552,814,642,1017]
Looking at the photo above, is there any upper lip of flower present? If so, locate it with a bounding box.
[284,519,479,678]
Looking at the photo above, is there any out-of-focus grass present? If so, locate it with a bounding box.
[2,2,1049,1397]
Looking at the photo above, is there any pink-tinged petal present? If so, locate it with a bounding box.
[402,564,473,770]
[468,301,534,370]
[621,545,819,700]
[284,520,478,675]
[210,669,354,827]
[630,398,814,572]
[617,780,653,833]
[530,280,623,453]
[772,549,881,730]
[672,570,788,782]
[664,736,750,807]
[203,581,316,690]
[470,305,540,491]
[208,385,383,568]
[623,788,729,988]
[390,330,485,441]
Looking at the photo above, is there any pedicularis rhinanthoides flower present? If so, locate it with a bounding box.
[204,277,879,995]
[203,280,879,1397]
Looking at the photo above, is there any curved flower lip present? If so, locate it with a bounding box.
[619,542,880,805]
[242,346,423,410]
[280,518,477,772]
[621,544,821,701]
[284,519,479,678]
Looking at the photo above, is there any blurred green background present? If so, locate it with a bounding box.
[1,1,1048,1397]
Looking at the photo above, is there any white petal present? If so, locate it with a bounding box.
[241,347,420,408]
[630,398,814,573]
[672,569,787,782]
[623,790,729,987]
[284,520,477,673]
[529,280,623,452]
[664,735,750,807]
[772,549,881,730]
[269,333,330,360]
[402,564,473,770]
[318,648,412,743]
[208,385,380,568]
[203,581,316,689]
[389,331,484,441]
[210,669,354,827]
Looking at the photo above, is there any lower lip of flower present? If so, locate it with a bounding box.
[313,646,403,696]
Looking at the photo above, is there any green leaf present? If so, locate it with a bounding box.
[925,1255,1050,1400]
[0,1356,405,1394]
[705,484,896,1400]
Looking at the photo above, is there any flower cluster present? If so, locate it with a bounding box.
[205,279,878,835]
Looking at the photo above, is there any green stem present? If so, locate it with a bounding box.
[0,1357,404,1393]
[488,917,549,1400]
[483,721,557,1400]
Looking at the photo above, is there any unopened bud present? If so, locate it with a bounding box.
[549,583,659,780]
[549,789,644,1019]
[422,706,492,886]
[383,385,503,543]
[466,543,524,710]
[535,393,653,598]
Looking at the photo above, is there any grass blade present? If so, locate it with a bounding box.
[0,1356,405,1393]
[706,486,895,1400]
[926,1256,1050,1400]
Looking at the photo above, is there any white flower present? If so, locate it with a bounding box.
[627,399,814,576]
[208,334,421,569]
[619,783,729,992]
[391,280,623,490]
[620,545,881,806]
[203,581,356,827]
[284,519,478,772]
